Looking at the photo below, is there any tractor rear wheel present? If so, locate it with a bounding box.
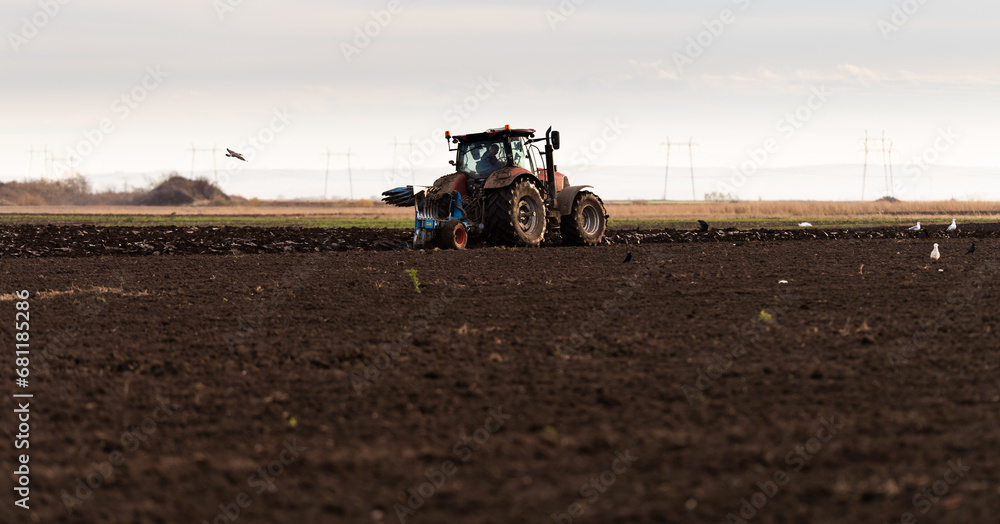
[438,220,468,250]
[561,191,607,246]
[485,180,546,246]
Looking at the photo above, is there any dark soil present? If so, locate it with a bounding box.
[1,227,998,523]
[2,222,999,257]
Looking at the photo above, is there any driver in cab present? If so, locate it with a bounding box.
[478,144,503,175]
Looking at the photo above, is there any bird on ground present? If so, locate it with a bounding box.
[908,222,921,231]
[226,148,247,162]
[918,230,928,240]
[799,222,813,227]
[947,219,957,231]
[698,220,709,232]
[622,252,633,263]
[966,242,976,255]
[930,243,940,261]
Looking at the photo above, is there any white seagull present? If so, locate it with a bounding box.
[908,221,921,231]
[799,222,813,227]
[226,148,247,162]
[930,243,940,261]
[946,219,957,231]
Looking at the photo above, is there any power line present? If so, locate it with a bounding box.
[887,141,895,197]
[661,137,698,200]
[26,144,49,179]
[687,137,697,201]
[321,149,333,200]
[389,137,398,181]
[390,137,416,185]
[329,148,355,200]
[880,131,891,198]
[659,138,671,201]
[858,131,869,201]
[187,145,219,178]
[46,151,58,179]
[858,130,894,200]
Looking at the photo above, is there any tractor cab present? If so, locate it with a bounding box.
[451,128,539,179]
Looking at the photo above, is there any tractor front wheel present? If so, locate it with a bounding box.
[485,180,546,247]
[438,220,468,250]
[561,191,607,246]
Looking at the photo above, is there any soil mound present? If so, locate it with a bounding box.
[133,176,231,206]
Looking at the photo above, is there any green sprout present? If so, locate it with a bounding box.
[758,310,773,322]
[405,269,421,294]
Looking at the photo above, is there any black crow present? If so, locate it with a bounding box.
[966,242,976,255]
[622,252,632,263]
[698,220,709,232]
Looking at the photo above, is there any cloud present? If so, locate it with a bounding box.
[625,62,1000,95]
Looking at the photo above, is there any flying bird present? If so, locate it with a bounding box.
[622,252,633,263]
[966,242,976,255]
[799,222,813,227]
[226,148,247,162]
[946,219,957,231]
[908,222,921,231]
[698,220,709,232]
[930,243,940,261]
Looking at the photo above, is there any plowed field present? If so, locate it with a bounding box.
[2,224,999,523]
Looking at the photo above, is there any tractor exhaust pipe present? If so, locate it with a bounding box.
[545,127,560,204]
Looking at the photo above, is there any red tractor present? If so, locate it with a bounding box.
[382,126,608,249]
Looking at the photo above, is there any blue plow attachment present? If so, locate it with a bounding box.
[381,186,415,207]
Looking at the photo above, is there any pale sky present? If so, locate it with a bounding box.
[3,1,999,199]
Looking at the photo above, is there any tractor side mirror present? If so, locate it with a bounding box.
[550,131,561,150]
